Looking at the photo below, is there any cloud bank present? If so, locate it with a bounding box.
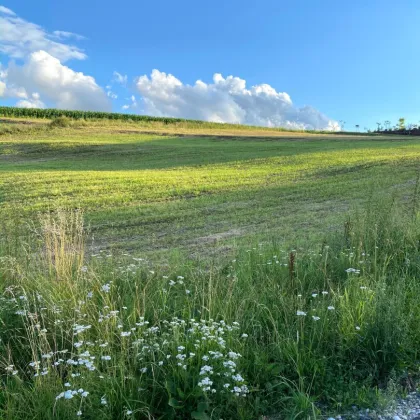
[135,70,339,130]
[5,51,111,111]
[0,6,110,111]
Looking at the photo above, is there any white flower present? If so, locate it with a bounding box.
[169,280,176,286]
[312,316,320,321]
[81,266,88,273]
[126,410,133,415]
[140,367,147,373]
[185,289,191,294]
[101,284,111,293]
[64,382,71,387]
[322,291,328,295]
[327,306,335,310]
[77,411,82,416]
[64,390,74,400]
[121,331,131,337]
[356,326,361,331]
[311,293,318,298]
[101,356,111,361]
[241,333,248,338]
[296,310,307,316]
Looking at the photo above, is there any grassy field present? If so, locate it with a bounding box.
[1,118,419,260]
[1,117,420,419]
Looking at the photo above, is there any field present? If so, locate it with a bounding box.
[1,116,420,419]
[1,118,419,259]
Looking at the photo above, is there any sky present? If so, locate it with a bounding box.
[1,0,420,131]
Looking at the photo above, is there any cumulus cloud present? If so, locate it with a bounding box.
[16,92,45,108]
[135,70,339,130]
[0,6,86,62]
[5,50,111,111]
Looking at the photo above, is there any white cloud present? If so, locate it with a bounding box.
[121,95,138,111]
[112,71,127,85]
[6,50,111,111]
[0,6,15,15]
[52,30,86,41]
[107,90,118,99]
[16,92,45,108]
[0,7,86,62]
[135,70,339,131]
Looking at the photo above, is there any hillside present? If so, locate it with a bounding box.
[1,116,417,259]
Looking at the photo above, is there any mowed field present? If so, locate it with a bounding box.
[1,121,420,258]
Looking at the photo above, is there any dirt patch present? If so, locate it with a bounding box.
[193,228,245,245]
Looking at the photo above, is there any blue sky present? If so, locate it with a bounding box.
[1,0,420,131]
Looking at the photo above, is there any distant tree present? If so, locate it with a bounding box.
[406,123,414,134]
[398,117,406,131]
[376,122,382,131]
[355,124,360,132]
[339,120,346,131]
[384,120,391,130]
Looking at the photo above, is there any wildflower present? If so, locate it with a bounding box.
[200,365,213,375]
[169,280,176,286]
[64,382,71,387]
[140,367,147,373]
[327,306,335,310]
[360,286,367,290]
[101,356,111,361]
[101,284,111,293]
[185,289,191,294]
[101,396,108,405]
[312,316,320,321]
[296,310,307,316]
[77,411,82,416]
[322,291,328,295]
[81,266,88,273]
[356,326,361,331]
[312,293,318,298]
[121,331,131,337]
[126,410,133,415]
[64,390,74,400]
[241,333,248,338]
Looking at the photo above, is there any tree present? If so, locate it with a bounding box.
[384,120,391,130]
[376,122,382,131]
[398,117,406,131]
[355,124,360,132]
[339,120,346,131]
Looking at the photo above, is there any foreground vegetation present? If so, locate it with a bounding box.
[1,198,420,419]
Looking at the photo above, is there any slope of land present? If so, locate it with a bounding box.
[1,118,419,260]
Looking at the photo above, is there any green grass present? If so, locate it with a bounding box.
[1,120,420,419]
[1,122,419,260]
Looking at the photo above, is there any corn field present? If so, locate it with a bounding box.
[0,106,200,124]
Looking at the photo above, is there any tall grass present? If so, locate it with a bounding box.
[1,199,420,419]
